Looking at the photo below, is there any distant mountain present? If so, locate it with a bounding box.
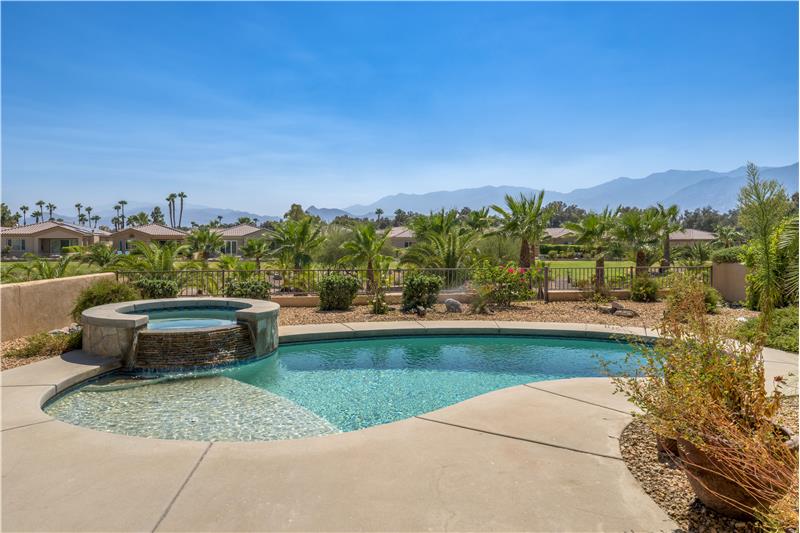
[344,163,799,214]
[305,206,355,222]
[54,203,280,227]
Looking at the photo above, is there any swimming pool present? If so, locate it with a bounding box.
[130,306,237,330]
[44,335,635,441]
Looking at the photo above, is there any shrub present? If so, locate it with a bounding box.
[223,279,271,300]
[402,272,443,311]
[630,276,658,302]
[318,273,360,311]
[711,246,744,264]
[72,279,141,322]
[5,331,82,360]
[666,274,720,315]
[133,278,180,299]
[547,250,559,260]
[470,262,532,309]
[737,307,799,353]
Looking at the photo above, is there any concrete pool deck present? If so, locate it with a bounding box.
[2,321,797,532]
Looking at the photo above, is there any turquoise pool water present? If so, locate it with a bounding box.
[132,306,237,330]
[44,335,634,441]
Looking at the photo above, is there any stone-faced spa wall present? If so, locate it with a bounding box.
[134,324,255,370]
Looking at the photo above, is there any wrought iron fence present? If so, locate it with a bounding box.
[116,265,712,301]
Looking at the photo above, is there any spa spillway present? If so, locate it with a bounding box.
[81,298,279,371]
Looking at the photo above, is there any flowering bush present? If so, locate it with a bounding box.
[471,261,534,310]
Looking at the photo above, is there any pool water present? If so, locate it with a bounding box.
[133,306,237,330]
[44,336,634,441]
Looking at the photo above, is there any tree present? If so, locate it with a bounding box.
[46,203,56,220]
[677,242,713,266]
[393,209,410,227]
[35,200,45,221]
[283,203,306,222]
[237,216,254,225]
[546,201,587,227]
[339,223,390,287]
[680,206,738,232]
[612,208,663,273]
[32,210,43,223]
[78,213,88,226]
[401,225,478,269]
[85,206,93,224]
[565,207,618,291]
[270,217,325,269]
[778,216,798,302]
[490,191,551,268]
[75,203,83,222]
[177,192,187,228]
[127,212,151,227]
[0,203,17,227]
[240,238,271,270]
[714,225,744,248]
[166,194,177,227]
[655,203,681,267]
[19,205,29,225]
[374,208,384,223]
[117,241,191,272]
[150,206,165,225]
[8,254,74,280]
[465,207,492,232]
[113,205,122,230]
[71,243,119,269]
[186,227,224,262]
[118,200,128,228]
[90,215,101,228]
[738,162,790,319]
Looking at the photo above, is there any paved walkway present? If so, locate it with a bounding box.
[2,321,796,532]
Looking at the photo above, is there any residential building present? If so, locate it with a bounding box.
[1,221,110,257]
[388,226,416,248]
[669,229,717,247]
[544,227,576,244]
[109,223,188,253]
[211,224,269,256]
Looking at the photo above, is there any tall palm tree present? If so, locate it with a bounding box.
[565,207,618,291]
[90,215,101,228]
[167,193,178,227]
[778,216,798,302]
[339,224,390,287]
[240,238,271,270]
[465,207,492,232]
[186,227,224,262]
[612,208,663,274]
[19,205,28,225]
[177,192,187,228]
[35,200,45,221]
[490,191,551,268]
[74,203,83,222]
[118,200,128,228]
[78,213,88,226]
[46,203,56,220]
[374,208,384,224]
[714,225,744,248]
[32,210,43,223]
[113,205,122,229]
[270,217,325,270]
[85,205,93,222]
[655,203,681,267]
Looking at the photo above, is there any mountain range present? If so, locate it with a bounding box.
[47,162,798,225]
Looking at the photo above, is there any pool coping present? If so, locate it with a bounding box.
[3,320,797,532]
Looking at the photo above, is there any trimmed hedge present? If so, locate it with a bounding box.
[402,272,443,311]
[72,279,141,322]
[133,278,180,299]
[223,279,271,300]
[319,274,360,311]
[630,276,659,302]
[711,246,744,264]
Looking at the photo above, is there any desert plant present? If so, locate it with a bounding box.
[401,271,443,311]
[71,279,141,322]
[4,331,82,360]
[270,217,325,270]
[630,275,658,302]
[223,278,271,300]
[7,253,75,281]
[339,223,391,288]
[318,273,360,311]
[490,191,551,267]
[666,273,720,315]
[737,306,799,353]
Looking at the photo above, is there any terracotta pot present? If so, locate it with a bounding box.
[656,435,679,457]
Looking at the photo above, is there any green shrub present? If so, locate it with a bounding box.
[72,279,141,322]
[539,244,584,255]
[223,279,271,300]
[318,273,360,311]
[402,272,443,311]
[547,250,559,260]
[133,278,180,299]
[5,331,82,359]
[666,273,720,315]
[630,276,659,302]
[737,306,799,353]
[710,246,744,264]
[471,262,532,309]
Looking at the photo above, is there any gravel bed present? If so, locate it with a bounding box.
[620,396,798,532]
[0,337,54,371]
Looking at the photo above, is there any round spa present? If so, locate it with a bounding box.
[80,298,279,371]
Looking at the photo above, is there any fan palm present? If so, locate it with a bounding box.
[19,205,29,225]
[778,216,798,303]
[714,225,744,248]
[186,227,224,262]
[240,238,271,270]
[117,241,192,272]
[8,253,74,280]
[401,226,478,270]
[71,243,119,269]
[490,191,551,267]
[339,223,391,287]
[612,208,663,274]
[655,203,681,266]
[677,242,713,266]
[565,207,618,290]
[269,217,325,270]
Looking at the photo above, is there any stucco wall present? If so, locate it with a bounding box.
[712,262,748,303]
[1,273,115,341]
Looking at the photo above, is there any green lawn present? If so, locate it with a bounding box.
[544,260,633,269]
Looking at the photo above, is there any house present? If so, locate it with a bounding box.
[544,227,576,244]
[212,224,269,255]
[109,223,188,253]
[1,221,110,257]
[388,226,416,248]
[669,229,717,247]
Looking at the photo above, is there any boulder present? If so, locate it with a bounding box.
[444,298,463,313]
[415,306,427,317]
[610,301,625,311]
[597,305,615,314]
[615,309,639,318]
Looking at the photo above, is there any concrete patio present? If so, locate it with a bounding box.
[2,322,797,532]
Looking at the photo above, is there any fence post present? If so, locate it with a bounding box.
[220,269,226,297]
[543,266,549,303]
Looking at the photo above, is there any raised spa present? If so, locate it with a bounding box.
[45,335,636,442]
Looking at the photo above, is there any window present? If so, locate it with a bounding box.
[224,240,238,255]
[404,241,412,248]
[7,239,25,251]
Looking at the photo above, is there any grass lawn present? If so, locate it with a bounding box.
[0,262,102,283]
[544,260,633,269]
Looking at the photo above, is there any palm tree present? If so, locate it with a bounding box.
[90,215,101,228]
[85,206,93,223]
[714,225,744,248]
[612,208,663,274]
[565,207,618,291]
[167,193,178,227]
[465,207,492,232]
[240,238,271,270]
[46,203,56,220]
[177,192,187,228]
[117,241,191,272]
[118,200,127,228]
[490,191,551,268]
[270,217,325,270]
[19,205,28,225]
[35,200,45,221]
[778,216,798,302]
[32,210,43,223]
[74,203,83,222]
[78,213,88,226]
[186,227,224,262]
[126,212,151,227]
[401,226,478,269]
[655,203,681,267]
[113,205,122,229]
[8,253,74,280]
[71,243,119,269]
[339,224,390,287]
[677,242,713,266]
[374,208,384,224]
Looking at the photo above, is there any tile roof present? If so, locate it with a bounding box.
[212,224,267,238]
[388,226,415,239]
[0,221,98,236]
[669,229,717,241]
[545,227,575,239]
[110,223,188,238]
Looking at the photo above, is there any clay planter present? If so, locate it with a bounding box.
[677,432,797,519]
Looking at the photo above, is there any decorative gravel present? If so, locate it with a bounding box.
[620,396,798,532]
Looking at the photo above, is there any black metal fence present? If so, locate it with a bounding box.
[116,265,712,301]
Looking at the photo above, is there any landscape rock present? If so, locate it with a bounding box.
[610,301,625,310]
[415,306,427,317]
[597,305,615,314]
[444,298,463,313]
[615,309,639,318]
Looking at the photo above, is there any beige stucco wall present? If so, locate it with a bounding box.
[1,273,116,341]
[712,262,747,303]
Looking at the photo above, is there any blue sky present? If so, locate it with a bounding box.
[2,1,798,215]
